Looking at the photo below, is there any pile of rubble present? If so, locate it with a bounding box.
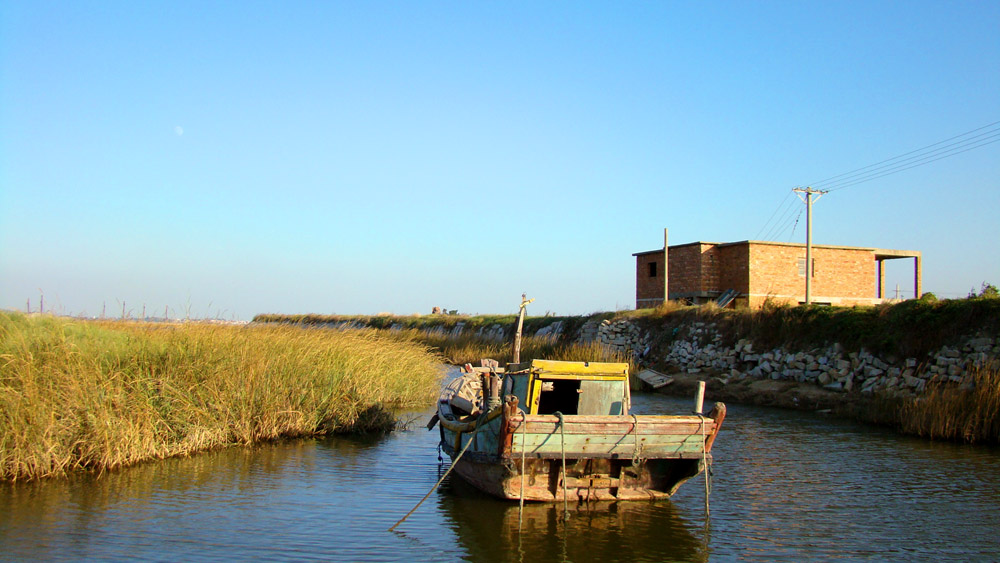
[659,322,998,395]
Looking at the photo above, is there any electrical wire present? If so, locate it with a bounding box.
[786,208,804,242]
[810,121,1000,192]
[754,190,796,240]
[761,195,801,242]
[809,120,999,187]
[824,134,1000,192]
[755,120,999,241]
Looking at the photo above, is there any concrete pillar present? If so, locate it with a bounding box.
[914,255,922,299]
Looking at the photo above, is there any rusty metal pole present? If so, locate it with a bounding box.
[663,228,669,306]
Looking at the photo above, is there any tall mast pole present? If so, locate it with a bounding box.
[793,187,828,305]
[512,293,534,363]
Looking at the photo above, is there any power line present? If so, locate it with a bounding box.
[824,133,1000,192]
[810,121,1000,191]
[756,119,999,241]
[754,190,796,240]
[809,119,999,187]
[762,196,801,241]
[757,192,798,241]
[786,207,804,241]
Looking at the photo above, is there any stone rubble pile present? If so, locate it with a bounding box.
[594,319,651,359]
[475,324,507,341]
[656,321,999,396]
[575,319,602,344]
[534,320,564,340]
[335,315,998,397]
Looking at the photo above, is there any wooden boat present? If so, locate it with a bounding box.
[432,358,725,502]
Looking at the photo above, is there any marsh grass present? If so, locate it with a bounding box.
[0,312,443,481]
[894,365,1000,443]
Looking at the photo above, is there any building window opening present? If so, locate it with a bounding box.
[648,261,657,277]
[797,258,816,278]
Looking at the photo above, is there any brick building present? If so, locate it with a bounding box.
[634,239,921,309]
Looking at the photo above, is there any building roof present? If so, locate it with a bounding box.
[632,240,919,258]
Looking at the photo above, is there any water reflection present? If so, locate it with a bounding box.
[2,395,999,562]
[437,477,707,563]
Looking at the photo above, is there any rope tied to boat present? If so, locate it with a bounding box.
[519,412,527,530]
[388,410,487,533]
[554,411,569,521]
[696,413,712,517]
[630,414,642,467]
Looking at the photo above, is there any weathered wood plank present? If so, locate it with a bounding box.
[637,368,674,389]
[530,359,629,376]
[504,450,710,461]
[511,442,702,458]
[516,422,716,435]
[516,414,712,424]
[514,433,704,448]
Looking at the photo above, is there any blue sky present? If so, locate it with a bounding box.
[2,1,998,319]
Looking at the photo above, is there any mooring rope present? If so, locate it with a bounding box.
[696,413,711,517]
[630,414,642,467]
[554,411,569,520]
[519,413,527,530]
[388,414,484,532]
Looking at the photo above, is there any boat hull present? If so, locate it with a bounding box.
[439,405,724,502]
[434,360,725,502]
[448,450,706,502]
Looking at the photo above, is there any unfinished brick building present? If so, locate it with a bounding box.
[634,239,921,309]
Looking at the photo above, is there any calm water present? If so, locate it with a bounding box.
[3,391,999,562]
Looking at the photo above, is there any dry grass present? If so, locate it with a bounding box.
[394,329,636,373]
[0,312,444,481]
[896,365,1000,443]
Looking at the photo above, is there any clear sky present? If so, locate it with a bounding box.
[2,1,998,319]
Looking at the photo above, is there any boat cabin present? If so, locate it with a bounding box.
[503,360,631,416]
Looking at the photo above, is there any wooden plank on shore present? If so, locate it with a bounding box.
[637,368,674,389]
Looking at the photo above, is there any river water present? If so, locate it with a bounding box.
[3,390,999,562]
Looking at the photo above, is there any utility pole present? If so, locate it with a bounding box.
[793,187,828,305]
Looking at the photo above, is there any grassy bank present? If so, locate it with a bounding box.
[624,295,1000,359]
[253,312,603,342]
[403,330,635,372]
[0,312,444,481]
[256,296,1000,360]
[253,313,633,372]
[256,297,1000,443]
